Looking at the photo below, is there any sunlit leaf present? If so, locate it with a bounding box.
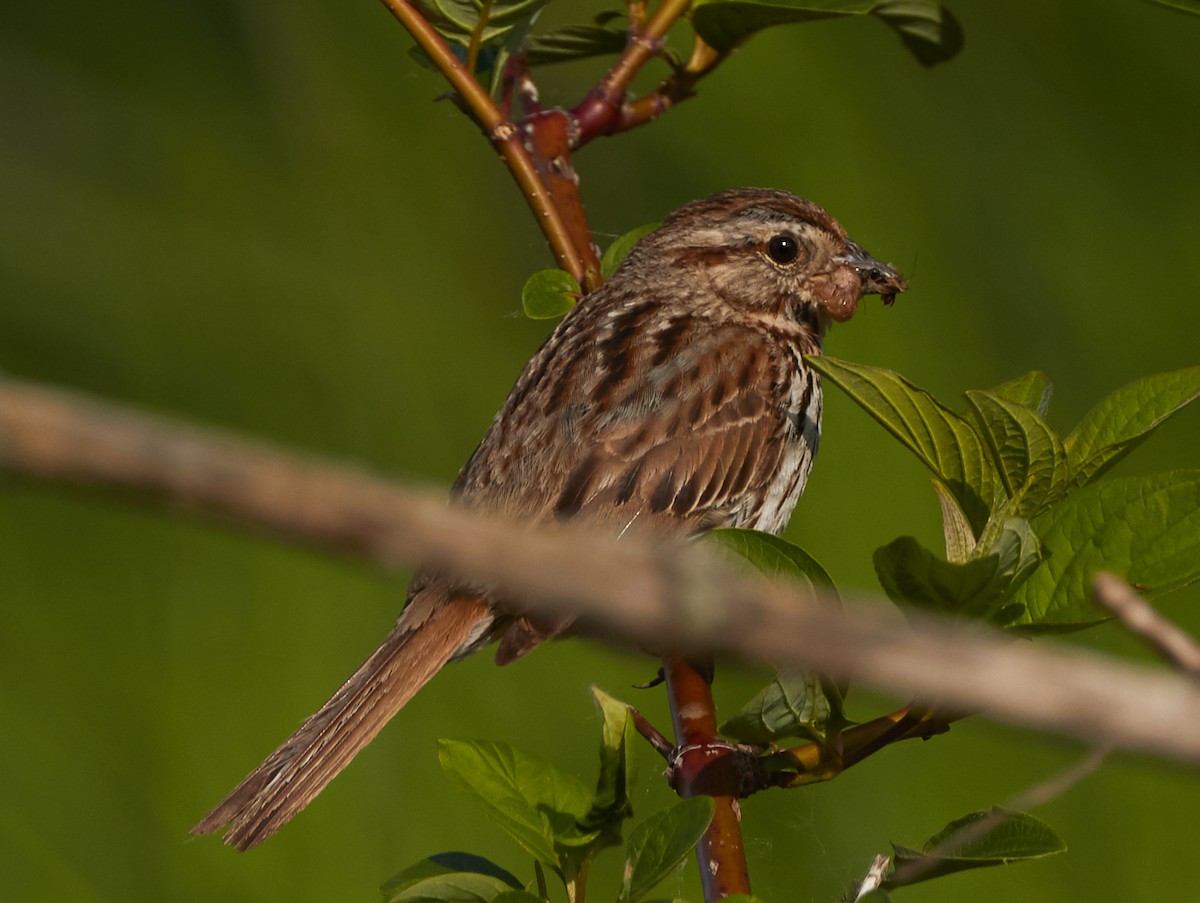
[1008,470,1200,630]
[416,0,550,48]
[619,797,715,903]
[382,869,520,902]
[382,853,523,902]
[887,808,1066,888]
[983,370,1052,416]
[964,389,1071,516]
[522,268,580,319]
[808,356,998,533]
[708,527,838,599]
[932,478,975,562]
[1064,365,1200,487]
[437,739,593,868]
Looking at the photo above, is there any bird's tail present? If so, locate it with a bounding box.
[191,592,492,850]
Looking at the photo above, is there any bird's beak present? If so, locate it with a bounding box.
[834,240,908,307]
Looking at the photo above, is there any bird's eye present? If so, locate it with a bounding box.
[766,234,800,265]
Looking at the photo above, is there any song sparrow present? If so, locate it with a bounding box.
[192,188,906,849]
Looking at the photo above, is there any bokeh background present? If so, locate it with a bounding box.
[2,1,1198,900]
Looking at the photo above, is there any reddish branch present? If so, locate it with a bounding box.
[663,657,752,899]
[378,0,727,291]
[375,0,589,283]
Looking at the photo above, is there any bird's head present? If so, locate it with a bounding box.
[622,188,907,327]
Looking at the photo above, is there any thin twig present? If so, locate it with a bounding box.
[571,0,698,143]
[5,380,1200,762]
[1093,571,1200,678]
[629,706,674,760]
[887,744,1110,889]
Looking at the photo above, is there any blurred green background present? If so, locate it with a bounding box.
[1,1,1198,900]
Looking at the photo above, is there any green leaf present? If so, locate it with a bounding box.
[1143,0,1200,16]
[491,894,546,903]
[691,0,961,66]
[601,223,660,280]
[720,671,844,744]
[964,389,1071,517]
[620,797,715,903]
[1064,365,1200,487]
[1008,470,1200,631]
[887,808,1066,888]
[932,478,976,562]
[572,687,635,847]
[382,854,523,901]
[874,519,1038,626]
[525,24,628,65]
[522,269,580,320]
[692,0,872,53]
[871,1,963,67]
[984,371,1052,416]
[809,356,998,534]
[382,871,522,903]
[708,527,839,599]
[416,0,550,48]
[437,739,593,868]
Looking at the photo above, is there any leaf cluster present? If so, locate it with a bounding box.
[809,359,1200,632]
[384,688,715,903]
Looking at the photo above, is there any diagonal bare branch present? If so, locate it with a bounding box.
[4,378,1200,762]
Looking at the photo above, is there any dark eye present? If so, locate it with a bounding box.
[767,234,800,265]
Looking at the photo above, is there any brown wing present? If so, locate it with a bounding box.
[441,298,816,662]
[455,299,811,536]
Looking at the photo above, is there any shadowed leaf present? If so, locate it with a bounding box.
[721,672,845,743]
[601,223,660,279]
[691,0,962,66]
[1143,0,1200,15]
[874,519,1038,627]
[526,24,628,65]
[619,797,715,903]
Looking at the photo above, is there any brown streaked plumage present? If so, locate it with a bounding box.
[191,188,906,849]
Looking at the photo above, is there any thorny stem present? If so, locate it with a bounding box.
[663,656,752,902]
[375,0,589,283]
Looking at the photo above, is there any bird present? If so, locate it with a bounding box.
[191,187,906,849]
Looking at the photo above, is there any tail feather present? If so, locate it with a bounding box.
[191,592,491,850]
